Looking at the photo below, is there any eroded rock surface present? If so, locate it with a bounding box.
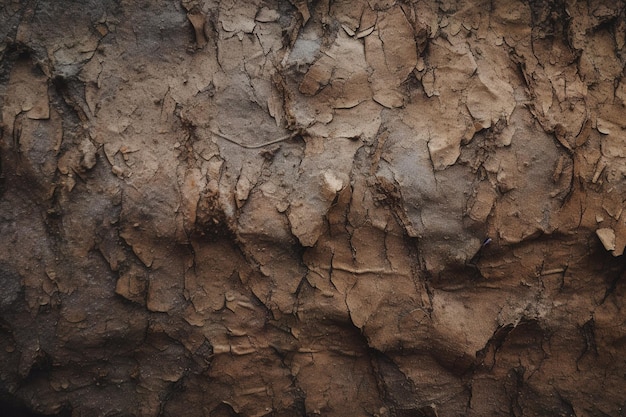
[1,1,626,416]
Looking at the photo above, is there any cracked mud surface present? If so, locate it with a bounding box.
[1,1,626,416]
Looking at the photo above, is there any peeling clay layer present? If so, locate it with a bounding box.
[1,0,626,416]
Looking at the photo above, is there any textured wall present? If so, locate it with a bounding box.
[1,1,626,416]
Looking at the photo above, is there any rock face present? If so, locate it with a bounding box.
[1,0,626,416]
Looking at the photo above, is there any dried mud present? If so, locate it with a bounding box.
[1,1,626,416]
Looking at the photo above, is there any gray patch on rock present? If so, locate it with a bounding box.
[0,263,22,310]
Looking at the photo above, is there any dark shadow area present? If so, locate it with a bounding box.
[0,393,71,417]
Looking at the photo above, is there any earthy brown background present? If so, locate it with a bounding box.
[1,0,626,416]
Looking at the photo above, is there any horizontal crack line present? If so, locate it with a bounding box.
[211,129,296,149]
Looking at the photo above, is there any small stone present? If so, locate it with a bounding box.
[596,228,616,251]
[111,165,124,178]
[596,118,612,135]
